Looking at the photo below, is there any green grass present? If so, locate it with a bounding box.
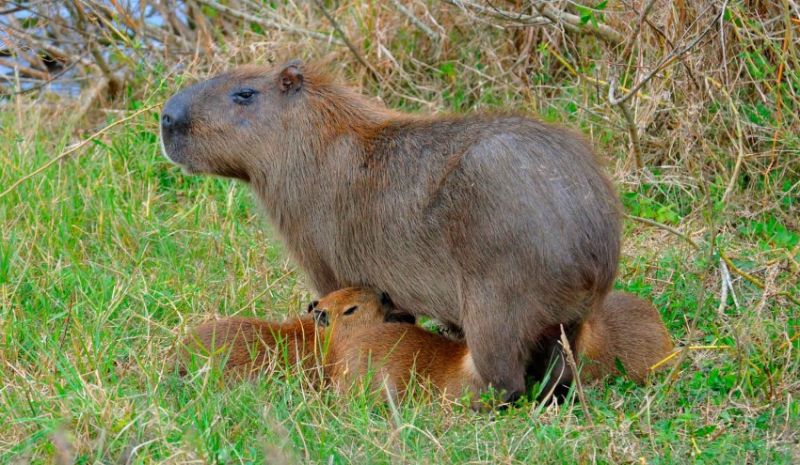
[1,100,798,464]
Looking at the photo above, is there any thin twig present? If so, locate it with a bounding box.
[193,0,340,43]
[627,215,701,250]
[662,258,712,392]
[705,75,746,203]
[389,0,440,44]
[559,326,594,427]
[10,54,85,95]
[311,0,380,80]
[650,345,734,371]
[628,214,799,306]
[69,0,114,77]
[615,93,643,169]
[609,1,728,106]
[438,0,550,26]
[0,104,159,200]
[720,251,800,306]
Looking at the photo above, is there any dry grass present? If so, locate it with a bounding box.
[1,0,799,463]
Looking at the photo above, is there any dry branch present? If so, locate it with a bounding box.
[0,57,51,80]
[193,0,340,43]
[389,0,440,44]
[533,2,624,46]
[310,0,379,79]
[439,0,550,27]
[609,1,728,107]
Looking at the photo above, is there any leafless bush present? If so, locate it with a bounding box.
[1,0,798,198]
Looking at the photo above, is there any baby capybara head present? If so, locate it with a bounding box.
[311,287,415,333]
[160,60,314,181]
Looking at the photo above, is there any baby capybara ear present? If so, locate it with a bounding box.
[279,59,304,94]
[306,300,319,313]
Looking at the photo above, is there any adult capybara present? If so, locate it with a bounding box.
[160,60,623,402]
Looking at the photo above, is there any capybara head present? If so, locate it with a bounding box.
[160,60,315,180]
[311,287,414,333]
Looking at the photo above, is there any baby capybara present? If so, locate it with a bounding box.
[313,287,672,405]
[312,287,484,404]
[176,312,321,380]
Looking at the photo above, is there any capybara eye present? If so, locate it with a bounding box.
[232,89,258,105]
[343,305,358,315]
[307,300,319,313]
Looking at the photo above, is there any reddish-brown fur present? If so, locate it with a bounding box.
[312,287,484,404]
[176,314,322,380]
[161,60,623,402]
[575,292,673,383]
[314,288,672,404]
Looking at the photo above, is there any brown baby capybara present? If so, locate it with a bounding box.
[160,60,623,402]
[312,287,485,404]
[176,311,322,380]
[573,291,673,383]
[313,287,672,405]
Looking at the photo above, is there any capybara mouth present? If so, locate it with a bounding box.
[159,127,198,173]
[160,87,198,170]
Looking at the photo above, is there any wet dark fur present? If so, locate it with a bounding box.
[161,61,623,401]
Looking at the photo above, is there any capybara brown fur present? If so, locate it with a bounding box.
[160,60,623,402]
[176,313,321,380]
[573,291,673,383]
[312,287,485,404]
[314,287,672,404]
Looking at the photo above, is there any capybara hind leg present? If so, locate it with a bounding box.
[462,291,528,404]
[537,343,575,402]
[534,322,583,401]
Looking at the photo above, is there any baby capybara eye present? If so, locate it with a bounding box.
[343,306,358,315]
[307,300,319,313]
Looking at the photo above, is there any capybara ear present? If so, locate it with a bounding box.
[306,300,319,313]
[379,291,394,309]
[279,60,304,94]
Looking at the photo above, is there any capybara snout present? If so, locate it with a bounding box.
[313,309,329,327]
[159,66,291,180]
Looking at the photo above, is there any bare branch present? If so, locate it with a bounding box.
[609,1,728,106]
[310,0,379,80]
[389,0,440,44]
[193,0,340,43]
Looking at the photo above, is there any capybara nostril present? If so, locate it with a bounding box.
[313,310,328,327]
[161,90,192,133]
